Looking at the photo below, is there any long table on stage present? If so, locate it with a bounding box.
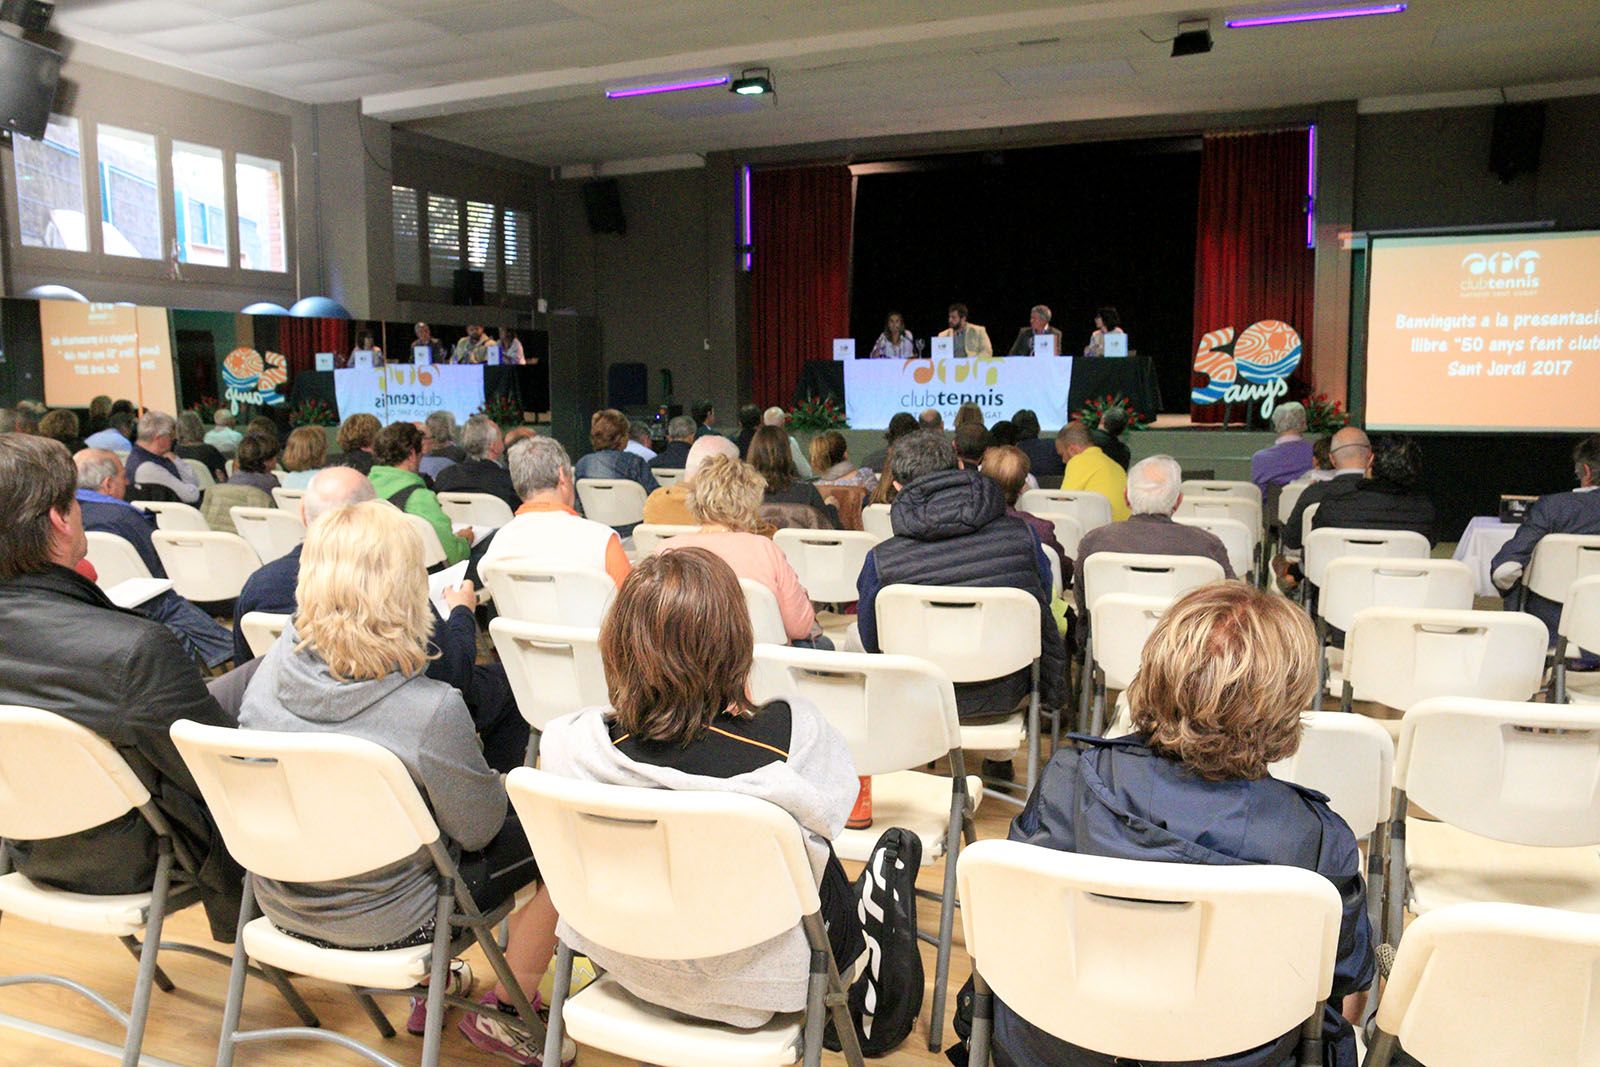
[288,365,535,416]
[796,355,1162,426]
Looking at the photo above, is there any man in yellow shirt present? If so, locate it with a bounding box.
[1056,421,1130,521]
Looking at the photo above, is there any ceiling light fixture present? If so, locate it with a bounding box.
[730,68,774,96]
[605,75,729,99]
[1226,3,1406,29]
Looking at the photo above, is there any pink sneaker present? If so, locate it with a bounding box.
[405,958,473,1036]
[458,991,576,1066]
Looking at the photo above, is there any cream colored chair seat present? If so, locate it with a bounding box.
[0,873,155,937]
[241,916,435,989]
[561,975,804,1067]
[1405,818,1600,915]
[832,770,983,863]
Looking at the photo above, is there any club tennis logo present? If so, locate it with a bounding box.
[1461,250,1540,292]
[1191,320,1301,417]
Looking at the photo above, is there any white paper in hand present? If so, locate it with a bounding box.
[428,560,471,620]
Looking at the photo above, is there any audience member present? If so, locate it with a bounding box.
[1311,434,1335,477]
[1092,406,1132,470]
[1275,426,1372,583]
[953,402,985,434]
[1057,421,1130,521]
[369,422,472,565]
[246,415,280,446]
[226,432,282,495]
[669,455,826,646]
[980,445,1068,584]
[1073,455,1234,616]
[502,425,539,453]
[650,415,696,470]
[419,411,466,479]
[0,410,16,434]
[334,412,381,475]
[856,430,1066,743]
[734,403,763,458]
[0,433,242,940]
[126,410,204,503]
[1001,582,1372,1067]
[74,448,234,667]
[573,409,659,536]
[809,430,877,491]
[175,410,228,481]
[989,419,1018,447]
[624,420,657,462]
[1013,409,1064,479]
[433,414,520,512]
[483,435,630,587]
[39,408,86,454]
[276,426,328,489]
[204,408,243,455]
[8,403,39,435]
[86,394,113,435]
[760,405,815,477]
[642,434,738,526]
[1250,402,1315,493]
[861,411,918,473]
[918,408,945,433]
[954,423,992,469]
[1311,436,1437,546]
[692,398,719,438]
[86,410,136,452]
[748,426,835,526]
[541,548,863,1026]
[236,500,560,1062]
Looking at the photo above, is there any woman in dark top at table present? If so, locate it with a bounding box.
[747,426,836,527]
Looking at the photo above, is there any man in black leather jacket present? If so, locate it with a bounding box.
[0,433,242,940]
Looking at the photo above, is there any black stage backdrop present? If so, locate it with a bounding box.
[849,137,1201,414]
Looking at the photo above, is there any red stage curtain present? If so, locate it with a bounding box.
[750,165,853,409]
[1191,129,1314,423]
[276,317,352,377]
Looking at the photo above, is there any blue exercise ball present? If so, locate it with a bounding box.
[241,301,291,315]
[289,296,351,319]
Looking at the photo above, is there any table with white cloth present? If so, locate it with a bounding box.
[1452,515,1519,598]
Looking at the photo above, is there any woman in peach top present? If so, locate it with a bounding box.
[659,455,829,648]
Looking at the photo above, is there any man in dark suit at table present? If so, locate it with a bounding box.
[1007,304,1066,357]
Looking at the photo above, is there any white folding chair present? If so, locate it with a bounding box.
[400,512,449,569]
[773,529,877,604]
[741,578,790,646]
[229,506,306,564]
[750,646,977,1049]
[1365,902,1600,1067]
[1313,557,1474,709]
[1521,532,1600,609]
[169,720,543,1067]
[1278,477,1312,526]
[224,458,235,477]
[1023,509,1083,563]
[479,558,616,626]
[651,467,686,488]
[875,584,1043,801]
[1176,495,1263,575]
[130,499,210,532]
[575,478,647,530]
[630,523,699,558]
[1174,515,1255,582]
[436,491,514,529]
[1381,697,1600,946]
[238,611,291,658]
[958,841,1341,1067]
[1018,488,1112,534]
[183,457,216,488]
[1087,594,1170,736]
[85,531,153,588]
[1555,574,1600,703]
[269,486,305,511]
[489,619,608,767]
[861,503,894,540]
[0,706,313,1067]
[1180,478,1263,507]
[150,530,261,602]
[1338,607,1547,715]
[1302,527,1430,590]
[506,769,866,1067]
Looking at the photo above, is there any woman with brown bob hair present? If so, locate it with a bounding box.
[276,426,328,489]
[747,425,835,524]
[540,548,863,1027]
[998,581,1374,1067]
[335,412,381,475]
[571,407,657,534]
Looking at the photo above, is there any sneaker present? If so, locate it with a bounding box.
[981,758,1016,783]
[405,958,474,1036]
[458,991,577,1066]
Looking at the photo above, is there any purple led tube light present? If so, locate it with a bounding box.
[1226,4,1405,29]
[606,76,729,99]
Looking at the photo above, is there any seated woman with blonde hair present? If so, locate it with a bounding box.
[808,430,877,492]
[668,454,830,648]
[540,548,863,1026]
[999,581,1373,1067]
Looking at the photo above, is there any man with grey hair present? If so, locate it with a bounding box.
[433,414,519,511]
[1250,400,1315,493]
[419,410,466,479]
[1008,303,1065,356]
[643,433,739,525]
[126,410,202,503]
[761,405,814,476]
[483,436,630,587]
[1073,454,1234,615]
[205,408,242,455]
[650,415,697,471]
[624,420,657,463]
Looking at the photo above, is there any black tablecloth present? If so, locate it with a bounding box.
[287,366,531,415]
[795,356,1163,423]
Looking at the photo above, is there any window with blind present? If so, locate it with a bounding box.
[12,115,86,251]
[503,207,532,295]
[465,199,497,289]
[172,141,227,266]
[392,185,421,285]
[427,193,461,288]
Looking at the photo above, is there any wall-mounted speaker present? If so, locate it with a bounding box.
[1489,102,1544,183]
[452,268,485,306]
[583,179,627,235]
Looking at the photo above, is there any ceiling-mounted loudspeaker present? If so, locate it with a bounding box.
[1171,20,1212,57]
[583,179,626,235]
[1489,102,1544,183]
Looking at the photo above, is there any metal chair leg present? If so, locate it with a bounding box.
[419,881,455,1067]
[543,941,574,1067]
[215,876,257,1067]
[1364,1029,1400,1066]
[926,781,965,1051]
[119,846,174,1067]
[1025,661,1041,794]
[1314,616,1329,712]
[350,987,395,1039]
[802,945,828,1067]
[1297,1006,1324,1067]
[968,970,993,1067]
[118,936,174,993]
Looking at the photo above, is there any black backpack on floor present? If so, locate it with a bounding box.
[826,826,924,1056]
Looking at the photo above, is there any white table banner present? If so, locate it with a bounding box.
[843,356,1074,429]
[334,365,485,424]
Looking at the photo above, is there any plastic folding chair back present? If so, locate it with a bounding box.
[1269,712,1394,838]
[1080,552,1226,615]
[861,503,894,540]
[741,578,790,646]
[1317,557,1473,632]
[401,512,449,569]
[651,468,685,488]
[489,619,608,735]
[1175,494,1262,540]
[229,506,305,564]
[1366,903,1600,1067]
[1343,608,1547,711]
[957,841,1340,1063]
[151,530,261,602]
[773,529,878,603]
[575,478,647,528]
[479,559,616,626]
[1090,594,1169,693]
[238,611,291,659]
[1018,489,1112,533]
[1179,479,1262,507]
[1278,478,1312,525]
[631,523,699,556]
[184,457,216,488]
[132,499,210,532]
[1173,515,1255,579]
[1557,575,1600,703]
[1526,533,1600,603]
[1024,509,1084,562]
[269,487,305,512]
[85,531,153,589]
[436,491,514,529]
[1302,527,1429,588]
[874,584,1040,683]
